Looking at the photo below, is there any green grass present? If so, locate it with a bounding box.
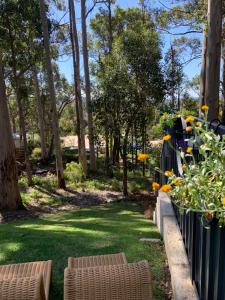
[0,201,167,299]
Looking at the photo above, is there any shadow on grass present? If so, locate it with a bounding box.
[0,202,167,300]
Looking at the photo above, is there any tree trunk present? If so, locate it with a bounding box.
[0,55,24,210]
[122,129,130,197]
[107,0,113,53]
[205,0,223,121]
[105,127,112,177]
[199,27,207,113]
[113,134,120,165]
[221,19,225,124]
[142,123,146,177]
[69,0,81,160]
[39,0,65,188]
[171,45,176,109]
[7,27,33,186]
[69,0,87,176]
[81,0,96,173]
[17,79,33,186]
[32,65,47,160]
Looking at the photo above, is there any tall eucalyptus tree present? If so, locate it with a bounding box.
[0,54,23,210]
[81,0,96,173]
[39,0,65,188]
[69,0,87,176]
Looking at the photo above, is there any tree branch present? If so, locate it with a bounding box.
[158,27,202,35]
[181,55,202,66]
[86,0,107,18]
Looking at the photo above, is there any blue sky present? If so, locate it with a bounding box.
[54,0,201,84]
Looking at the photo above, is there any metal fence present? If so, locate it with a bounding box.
[160,118,225,300]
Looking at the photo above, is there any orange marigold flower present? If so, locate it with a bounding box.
[161,184,172,192]
[201,105,209,111]
[204,211,214,218]
[195,121,202,127]
[222,197,225,206]
[138,153,149,161]
[152,182,160,191]
[164,170,173,176]
[186,147,193,154]
[186,126,193,132]
[173,178,183,185]
[163,134,171,141]
[185,116,194,123]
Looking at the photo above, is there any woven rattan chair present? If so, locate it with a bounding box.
[68,252,127,269]
[0,260,52,300]
[0,274,46,300]
[64,260,152,300]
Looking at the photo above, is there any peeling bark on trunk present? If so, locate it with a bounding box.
[39,0,65,188]
[32,65,47,160]
[69,0,87,176]
[205,0,223,121]
[0,55,24,210]
[81,0,96,173]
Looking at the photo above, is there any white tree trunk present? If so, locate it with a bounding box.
[205,0,223,121]
[32,65,47,160]
[81,0,96,173]
[199,27,207,114]
[69,0,87,176]
[0,55,23,210]
[39,0,65,188]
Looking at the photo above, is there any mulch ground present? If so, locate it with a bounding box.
[0,189,121,224]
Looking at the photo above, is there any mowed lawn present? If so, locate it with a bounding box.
[0,201,167,299]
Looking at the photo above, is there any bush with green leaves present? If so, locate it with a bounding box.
[65,162,85,183]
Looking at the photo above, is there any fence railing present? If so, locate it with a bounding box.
[160,117,225,300]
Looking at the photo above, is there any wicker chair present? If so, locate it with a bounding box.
[68,253,127,269]
[0,260,52,300]
[64,260,152,300]
[0,274,46,300]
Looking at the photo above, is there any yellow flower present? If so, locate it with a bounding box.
[186,126,193,132]
[195,121,202,127]
[164,170,173,176]
[185,116,194,123]
[173,178,183,185]
[163,134,171,141]
[222,197,225,206]
[161,184,172,192]
[186,147,193,154]
[152,182,160,191]
[138,153,149,161]
[182,164,187,170]
[201,105,209,111]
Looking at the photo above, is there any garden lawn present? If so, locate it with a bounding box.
[0,201,167,299]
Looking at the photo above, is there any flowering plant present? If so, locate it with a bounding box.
[153,106,225,225]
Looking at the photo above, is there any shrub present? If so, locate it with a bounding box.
[65,162,85,183]
[111,179,122,192]
[128,182,140,194]
[32,147,42,159]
